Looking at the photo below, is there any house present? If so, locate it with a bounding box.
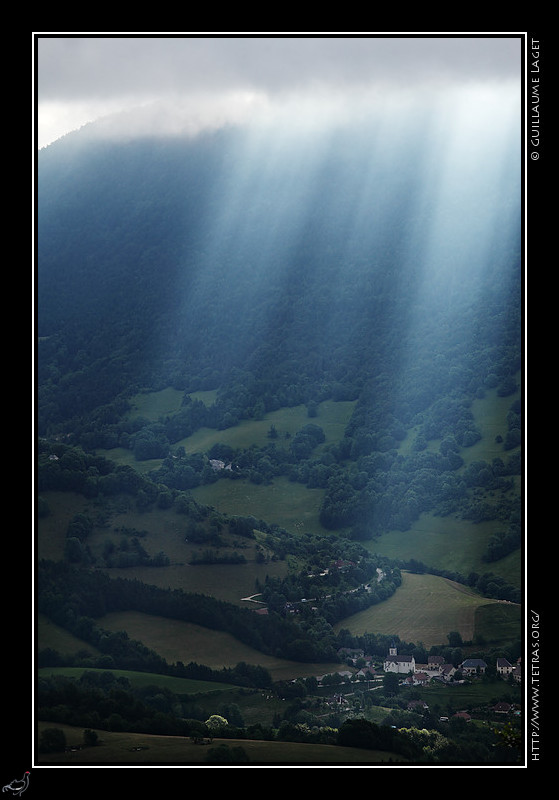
[496,657,514,675]
[460,658,487,675]
[414,662,442,678]
[403,671,430,687]
[439,663,457,682]
[337,648,364,664]
[318,670,354,685]
[356,668,377,681]
[384,644,415,674]
[453,711,471,722]
[408,699,429,712]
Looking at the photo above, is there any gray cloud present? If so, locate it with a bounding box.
[36,35,523,147]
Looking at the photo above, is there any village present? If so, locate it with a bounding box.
[325,643,522,686]
[305,644,522,724]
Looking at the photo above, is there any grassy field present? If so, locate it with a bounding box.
[38,567,519,690]
[91,610,343,682]
[37,490,288,604]
[192,476,328,536]
[126,387,185,420]
[36,722,407,765]
[96,396,356,477]
[370,381,522,584]
[38,666,236,694]
[417,679,521,714]
[333,571,520,648]
[37,608,342,685]
[125,387,219,421]
[38,614,102,658]
[368,512,521,586]
[92,385,521,585]
[179,399,356,455]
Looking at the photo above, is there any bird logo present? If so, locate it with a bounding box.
[2,773,30,796]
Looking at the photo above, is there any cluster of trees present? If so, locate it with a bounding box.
[37,668,521,764]
[37,671,237,740]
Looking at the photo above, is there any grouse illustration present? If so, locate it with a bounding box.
[2,773,30,796]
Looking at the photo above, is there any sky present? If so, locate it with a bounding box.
[34,34,524,149]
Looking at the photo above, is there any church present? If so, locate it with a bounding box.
[383,643,415,674]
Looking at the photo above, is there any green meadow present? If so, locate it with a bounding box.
[37,490,288,605]
[38,611,342,685]
[369,512,521,586]
[38,666,235,695]
[370,381,521,584]
[98,385,520,585]
[191,476,327,536]
[86,610,342,682]
[98,397,355,478]
[126,387,217,421]
[179,399,356,455]
[95,397,356,530]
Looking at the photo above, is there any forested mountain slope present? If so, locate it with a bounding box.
[37,115,521,542]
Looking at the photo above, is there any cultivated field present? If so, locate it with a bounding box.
[333,571,520,649]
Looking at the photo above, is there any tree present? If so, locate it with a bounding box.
[64,536,88,564]
[205,714,228,732]
[83,729,98,747]
[40,727,66,753]
[337,718,380,749]
[447,631,463,647]
[383,672,400,696]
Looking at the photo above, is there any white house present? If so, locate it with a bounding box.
[496,657,514,675]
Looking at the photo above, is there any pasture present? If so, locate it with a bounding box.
[333,571,519,649]
[369,512,521,586]
[37,490,288,605]
[38,613,101,658]
[192,476,327,536]
[179,399,356,455]
[94,610,343,682]
[38,666,236,695]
